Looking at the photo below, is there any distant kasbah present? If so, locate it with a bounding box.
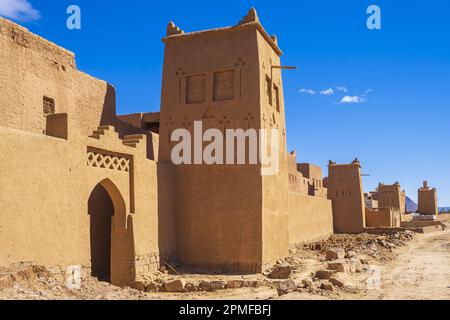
[0,8,438,288]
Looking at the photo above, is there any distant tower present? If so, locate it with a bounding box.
[327,159,366,233]
[377,182,406,214]
[159,8,289,272]
[418,181,438,216]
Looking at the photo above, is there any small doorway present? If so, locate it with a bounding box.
[88,183,114,282]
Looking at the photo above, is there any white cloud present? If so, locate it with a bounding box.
[340,95,366,104]
[363,88,373,96]
[0,0,41,22]
[299,88,316,95]
[337,86,348,93]
[320,88,335,96]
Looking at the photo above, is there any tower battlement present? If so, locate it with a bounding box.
[162,8,282,56]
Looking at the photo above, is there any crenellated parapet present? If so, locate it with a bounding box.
[237,7,260,25]
[166,21,184,37]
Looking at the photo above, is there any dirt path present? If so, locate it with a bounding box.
[361,228,450,300]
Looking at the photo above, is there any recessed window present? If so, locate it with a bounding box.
[186,74,206,104]
[273,84,280,112]
[43,96,55,116]
[265,76,272,106]
[213,70,234,101]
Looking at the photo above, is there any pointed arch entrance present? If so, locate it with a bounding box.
[88,179,135,286]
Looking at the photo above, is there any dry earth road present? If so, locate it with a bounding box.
[363,227,450,300]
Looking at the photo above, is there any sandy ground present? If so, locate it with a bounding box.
[360,227,450,300]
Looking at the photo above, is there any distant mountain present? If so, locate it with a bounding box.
[439,207,450,213]
[406,197,418,213]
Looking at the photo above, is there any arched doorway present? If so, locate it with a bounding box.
[87,179,135,286]
[88,183,114,282]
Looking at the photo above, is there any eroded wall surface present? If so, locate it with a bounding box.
[0,18,116,136]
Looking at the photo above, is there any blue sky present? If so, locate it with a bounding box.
[1,0,449,206]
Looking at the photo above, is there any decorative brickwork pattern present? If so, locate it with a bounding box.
[87,151,130,172]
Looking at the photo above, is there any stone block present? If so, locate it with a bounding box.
[163,279,186,293]
[325,248,345,261]
[269,264,292,279]
[327,259,348,273]
[315,270,335,280]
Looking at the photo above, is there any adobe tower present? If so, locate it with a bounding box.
[158,8,289,272]
[377,182,406,214]
[418,181,438,216]
[327,159,366,233]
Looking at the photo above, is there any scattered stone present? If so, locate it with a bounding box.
[327,259,348,273]
[348,258,363,273]
[315,270,335,280]
[268,264,292,279]
[227,280,243,289]
[377,239,387,247]
[133,281,146,291]
[163,279,186,293]
[242,280,259,288]
[47,266,62,275]
[286,257,302,265]
[199,281,211,292]
[276,279,297,296]
[357,254,369,264]
[0,275,14,289]
[346,250,357,259]
[329,275,347,288]
[184,283,196,292]
[302,278,317,291]
[385,241,395,249]
[325,248,345,261]
[144,282,159,293]
[321,282,334,291]
[210,281,227,290]
[314,243,323,251]
[404,230,415,237]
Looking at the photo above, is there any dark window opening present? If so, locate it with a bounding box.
[273,84,280,112]
[43,96,55,116]
[265,76,272,106]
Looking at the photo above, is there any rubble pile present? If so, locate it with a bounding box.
[0,263,144,300]
[304,230,416,262]
[264,230,418,297]
[134,275,273,293]
[0,230,422,299]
